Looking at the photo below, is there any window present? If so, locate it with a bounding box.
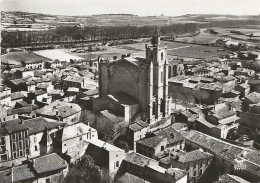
[24,131,28,138]
[80,136,82,141]
[199,169,203,176]
[25,140,28,148]
[46,178,50,183]
[19,141,22,149]
[34,137,37,143]
[161,52,164,61]
[193,171,197,177]
[186,164,189,171]
[161,72,163,82]
[1,137,5,144]
[1,154,7,161]
[19,150,23,157]
[161,146,165,151]
[12,134,16,140]
[12,143,16,151]
[18,132,22,140]
[13,152,17,159]
[26,149,29,155]
[115,161,119,168]
[35,146,38,151]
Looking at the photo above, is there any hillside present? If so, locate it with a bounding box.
[2,11,260,27]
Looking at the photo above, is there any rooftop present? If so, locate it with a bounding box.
[108,92,138,106]
[32,153,67,174]
[214,174,250,183]
[129,120,149,132]
[88,139,125,152]
[181,130,260,178]
[58,122,96,141]
[177,149,213,163]
[36,100,81,119]
[244,92,260,104]
[100,110,124,122]
[22,117,66,135]
[124,152,158,167]
[136,135,166,149]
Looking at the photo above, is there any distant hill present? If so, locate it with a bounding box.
[2,11,259,27]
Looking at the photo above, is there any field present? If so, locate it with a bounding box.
[34,49,84,62]
[213,25,260,42]
[175,25,260,47]
[1,51,50,65]
[71,41,230,60]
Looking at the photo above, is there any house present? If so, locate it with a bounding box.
[51,122,98,164]
[96,109,126,137]
[0,119,30,167]
[8,77,31,92]
[0,94,11,108]
[248,79,260,93]
[215,76,236,92]
[21,117,66,158]
[23,60,45,70]
[206,109,240,139]
[136,127,185,159]
[0,153,68,183]
[36,100,82,124]
[214,174,250,183]
[234,83,250,98]
[115,152,187,183]
[7,104,39,118]
[45,59,63,68]
[9,92,27,107]
[127,120,150,151]
[0,85,11,96]
[242,92,260,112]
[82,58,99,74]
[15,68,34,78]
[168,60,185,78]
[62,75,87,90]
[181,130,260,182]
[187,68,210,77]
[159,149,213,183]
[86,138,126,179]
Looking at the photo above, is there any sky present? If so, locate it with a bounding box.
[1,0,260,16]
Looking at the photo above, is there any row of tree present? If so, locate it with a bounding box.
[1,19,259,47]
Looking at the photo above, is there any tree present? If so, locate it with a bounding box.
[64,155,102,183]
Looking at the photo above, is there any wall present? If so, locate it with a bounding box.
[238,111,260,129]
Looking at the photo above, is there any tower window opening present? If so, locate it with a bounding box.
[152,102,156,115]
[161,52,163,61]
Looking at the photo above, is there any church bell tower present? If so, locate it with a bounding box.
[145,27,170,124]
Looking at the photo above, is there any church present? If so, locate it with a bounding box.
[94,28,171,130]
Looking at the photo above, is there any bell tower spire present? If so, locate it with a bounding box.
[151,26,160,47]
[145,27,170,124]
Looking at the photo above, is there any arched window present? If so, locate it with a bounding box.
[160,98,165,113]
[168,66,171,78]
[152,101,156,115]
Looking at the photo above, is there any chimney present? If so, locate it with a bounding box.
[170,132,174,138]
[19,119,24,124]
